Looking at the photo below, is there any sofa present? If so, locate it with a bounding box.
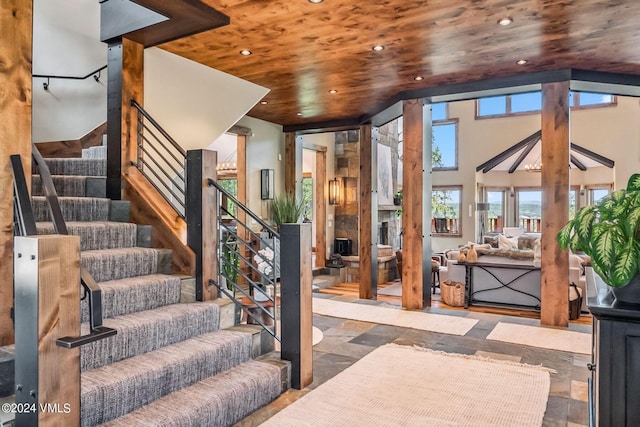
[439,246,587,311]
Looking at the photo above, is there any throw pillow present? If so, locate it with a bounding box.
[498,233,518,250]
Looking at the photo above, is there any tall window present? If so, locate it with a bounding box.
[486,190,505,232]
[588,186,611,205]
[432,102,447,121]
[219,178,238,217]
[432,119,458,170]
[301,176,313,221]
[516,189,542,232]
[569,187,578,220]
[432,186,461,235]
[476,91,615,118]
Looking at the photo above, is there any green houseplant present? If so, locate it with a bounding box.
[221,235,239,291]
[271,193,303,227]
[557,173,640,301]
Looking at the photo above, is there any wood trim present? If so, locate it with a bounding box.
[541,81,570,327]
[35,122,107,158]
[236,135,249,286]
[123,168,195,276]
[402,100,426,310]
[122,38,144,175]
[0,0,32,345]
[228,125,252,136]
[302,141,327,152]
[476,130,542,173]
[284,132,296,195]
[359,124,376,299]
[315,151,327,268]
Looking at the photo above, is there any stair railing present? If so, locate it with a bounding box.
[10,145,117,348]
[207,178,280,341]
[33,64,107,91]
[130,99,187,217]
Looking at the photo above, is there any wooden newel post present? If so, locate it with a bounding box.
[186,149,218,301]
[14,235,81,426]
[280,223,313,390]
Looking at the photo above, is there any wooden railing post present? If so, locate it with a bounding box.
[186,149,218,301]
[14,235,81,426]
[280,223,313,390]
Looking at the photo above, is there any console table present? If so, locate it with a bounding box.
[586,268,640,427]
[460,261,541,310]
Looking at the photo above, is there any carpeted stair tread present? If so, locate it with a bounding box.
[32,175,87,197]
[37,221,137,251]
[81,274,181,322]
[99,359,282,427]
[81,330,254,426]
[32,196,110,222]
[33,158,106,176]
[82,145,107,159]
[80,302,220,372]
[81,247,165,282]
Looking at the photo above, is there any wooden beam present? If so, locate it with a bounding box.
[302,141,328,152]
[228,124,252,136]
[570,143,615,168]
[237,135,250,286]
[0,0,32,345]
[402,100,429,309]
[476,130,542,173]
[315,150,327,268]
[541,82,570,327]
[122,38,144,175]
[508,138,538,174]
[284,132,296,195]
[359,124,377,299]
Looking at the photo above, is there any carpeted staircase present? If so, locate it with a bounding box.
[31,157,284,426]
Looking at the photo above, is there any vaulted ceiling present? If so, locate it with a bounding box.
[157,0,640,128]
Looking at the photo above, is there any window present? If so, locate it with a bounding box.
[219,178,238,217]
[486,190,505,233]
[432,119,458,170]
[432,186,461,236]
[431,102,447,121]
[301,176,313,221]
[476,91,615,118]
[569,187,579,220]
[588,186,611,205]
[516,189,541,232]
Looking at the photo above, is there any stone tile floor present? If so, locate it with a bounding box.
[236,295,591,427]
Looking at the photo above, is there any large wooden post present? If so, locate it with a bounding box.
[284,132,302,197]
[541,82,570,327]
[359,124,378,299]
[280,223,313,389]
[14,235,81,426]
[0,0,32,345]
[402,100,432,309]
[315,150,327,267]
[186,149,218,301]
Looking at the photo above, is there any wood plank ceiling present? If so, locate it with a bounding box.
[158,0,640,127]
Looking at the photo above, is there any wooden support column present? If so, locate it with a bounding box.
[359,124,377,299]
[284,132,297,196]
[0,0,32,345]
[186,150,218,301]
[280,223,313,389]
[541,82,570,327]
[236,135,250,285]
[402,100,431,309]
[315,150,327,267]
[14,235,80,426]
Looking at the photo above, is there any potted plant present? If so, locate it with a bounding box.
[221,235,239,292]
[271,193,303,228]
[557,173,640,303]
[393,190,403,206]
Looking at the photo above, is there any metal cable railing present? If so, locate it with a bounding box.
[131,99,186,217]
[207,179,281,341]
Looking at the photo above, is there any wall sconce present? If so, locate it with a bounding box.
[580,184,585,196]
[509,186,515,197]
[261,169,274,200]
[329,177,341,205]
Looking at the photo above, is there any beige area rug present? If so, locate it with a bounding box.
[377,281,403,296]
[487,322,591,355]
[261,343,551,427]
[312,297,477,336]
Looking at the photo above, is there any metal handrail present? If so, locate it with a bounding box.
[131,100,186,157]
[33,64,107,81]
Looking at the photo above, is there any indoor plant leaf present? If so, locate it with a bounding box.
[609,240,638,287]
[627,173,640,192]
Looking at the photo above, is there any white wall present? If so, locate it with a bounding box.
[144,48,269,151]
[32,0,107,142]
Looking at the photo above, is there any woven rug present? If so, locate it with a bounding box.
[487,322,591,354]
[377,281,403,296]
[312,298,477,336]
[261,344,551,426]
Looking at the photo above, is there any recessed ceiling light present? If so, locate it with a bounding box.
[239,49,252,56]
[498,17,513,26]
[516,59,528,65]
[260,100,268,105]
[372,45,384,52]
[328,89,338,94]
[414,76,424,81]
[297,112,303,116]
[308,0,324,3]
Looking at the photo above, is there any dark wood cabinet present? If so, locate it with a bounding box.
[586,268,640,427]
